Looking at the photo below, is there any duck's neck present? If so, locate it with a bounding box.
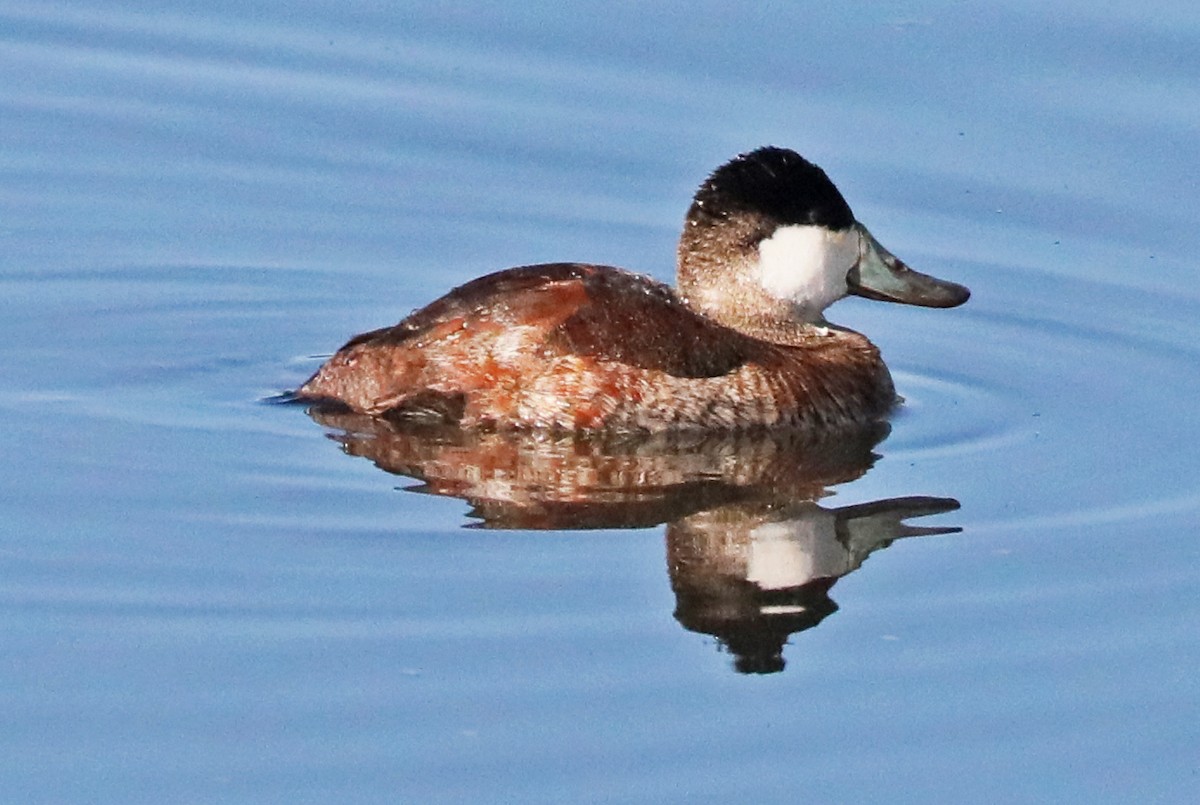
[676,230,830,346]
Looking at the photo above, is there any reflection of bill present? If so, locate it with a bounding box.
[670,497,958,674]
[305,408,960,674]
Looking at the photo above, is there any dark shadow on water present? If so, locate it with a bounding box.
[307,408,961,674]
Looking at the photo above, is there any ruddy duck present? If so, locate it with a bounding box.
[296,147,969,431]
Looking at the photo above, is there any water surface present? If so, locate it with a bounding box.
[2,1,1198,802]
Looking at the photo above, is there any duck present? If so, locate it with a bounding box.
[295,146,969,432]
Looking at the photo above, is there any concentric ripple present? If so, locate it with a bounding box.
[865,261,1200,533]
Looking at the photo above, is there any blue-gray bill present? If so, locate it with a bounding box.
[847,224,971,308]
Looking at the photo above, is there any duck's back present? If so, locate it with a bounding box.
[296,263,893,431]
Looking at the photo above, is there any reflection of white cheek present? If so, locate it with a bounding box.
[745,515,848,590]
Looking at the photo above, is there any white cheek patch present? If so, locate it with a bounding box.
[757,224,860,316]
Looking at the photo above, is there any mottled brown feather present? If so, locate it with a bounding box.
[298,263,895,432]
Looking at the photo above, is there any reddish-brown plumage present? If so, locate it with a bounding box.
[298,263,896,432]
[295,148,969,432]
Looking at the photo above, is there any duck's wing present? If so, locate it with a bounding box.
[546,264,753,378]
[297,263,754,422]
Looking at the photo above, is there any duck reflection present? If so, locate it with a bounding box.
[669,496,958,673]
[307,409,960,673]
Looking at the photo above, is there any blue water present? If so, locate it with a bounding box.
[3,2,1199,802]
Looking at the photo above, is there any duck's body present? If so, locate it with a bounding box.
[297,147,969,432]
[299,262,893,431]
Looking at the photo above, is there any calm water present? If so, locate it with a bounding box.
[3,1,1199,802]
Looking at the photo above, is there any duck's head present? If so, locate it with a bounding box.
[677,147,969,334]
